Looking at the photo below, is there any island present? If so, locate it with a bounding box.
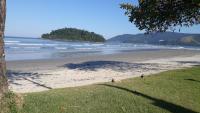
[41,28,105,42]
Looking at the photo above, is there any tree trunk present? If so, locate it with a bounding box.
[0,0,7,99]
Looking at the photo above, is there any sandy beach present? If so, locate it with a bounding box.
[7,49,200,93]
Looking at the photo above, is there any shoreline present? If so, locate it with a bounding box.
[7,49,200,93]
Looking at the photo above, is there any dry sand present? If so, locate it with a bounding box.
[7,49,200,93]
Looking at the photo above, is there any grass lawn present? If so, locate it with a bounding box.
[19,67,200,113]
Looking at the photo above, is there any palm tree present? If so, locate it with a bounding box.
[0,0,7,99]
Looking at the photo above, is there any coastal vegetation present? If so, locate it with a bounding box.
[121,0,200,33]
[42,28,105,42]
[17,67,200,113]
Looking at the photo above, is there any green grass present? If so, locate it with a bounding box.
[20,67,200,113]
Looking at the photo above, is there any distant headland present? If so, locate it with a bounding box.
[107,32,200,46]
[41,28,105,42]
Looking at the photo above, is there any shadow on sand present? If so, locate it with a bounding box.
[62,61,160,72]
[7,70,52,89]
[99,84,198,113]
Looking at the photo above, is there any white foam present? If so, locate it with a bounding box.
[44,44,58,46]
[91,44,104,46]
[55,47,67,50]
[76,48,93,50]
[72,45,84,47]
[10,47,20,49]
[24,47,41,49]
[5,42,18,45]
[5,41,20,43]
[17,43,44,46]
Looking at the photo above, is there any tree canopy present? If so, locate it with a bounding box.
[42,28,105,42]
[120,0,200,33]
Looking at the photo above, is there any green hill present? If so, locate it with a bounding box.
[107,32,200,46]
[42,28,105,42]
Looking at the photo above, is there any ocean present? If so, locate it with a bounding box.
[4,36,200,61]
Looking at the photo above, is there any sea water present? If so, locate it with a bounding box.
[4,36,200,61]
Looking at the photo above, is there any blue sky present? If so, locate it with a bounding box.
[5,0,200,39]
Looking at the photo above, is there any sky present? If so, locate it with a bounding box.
[5,0,200,39]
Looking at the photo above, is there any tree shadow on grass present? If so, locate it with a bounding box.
[62,61,160,72]
[184,78,200,83]
[7,70,52,89]
[99,84,198,113]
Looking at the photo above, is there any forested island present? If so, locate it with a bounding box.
[41,28,105,42]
